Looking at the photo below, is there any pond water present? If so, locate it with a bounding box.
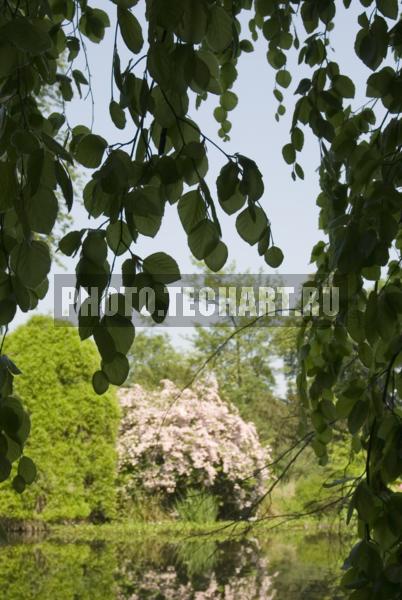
[0,529,347,599]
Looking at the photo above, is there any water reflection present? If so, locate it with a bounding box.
[118,539,276,599]
[0,532,344,599]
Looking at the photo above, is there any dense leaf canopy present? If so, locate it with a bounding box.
[0,0,401,596]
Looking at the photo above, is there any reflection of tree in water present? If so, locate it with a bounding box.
[0,534,344,599]
[117,538,277,599]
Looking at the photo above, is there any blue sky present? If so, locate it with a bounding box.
[14,1,371,336]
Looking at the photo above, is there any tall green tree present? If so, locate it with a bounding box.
[0,1,401,595]
[191,323,301,451]
[126,331,191,389]
[187,265,300,450]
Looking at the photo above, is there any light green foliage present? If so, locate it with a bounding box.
[117,488,170,523]
[188,265,301,453]
[174,490,219,524]
[127,331,191,389]
[0,317,120,521]
[0,542,116,599]
[277,436,365,518]
[191,325,279,442]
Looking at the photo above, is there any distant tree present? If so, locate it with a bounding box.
[188,264,301,452]
[126,331,191,389]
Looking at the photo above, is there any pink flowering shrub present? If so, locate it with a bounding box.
[117,378,271,519]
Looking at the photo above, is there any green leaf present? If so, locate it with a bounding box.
[72,69,88,86]
[72,69,88,97]
[55,161,73,211]
[75,134,107,168]
[214,107,227,123]
[204,241,228,272]
[102,353,130,385]
[79,8,110,43]
[11,130,40,154]
[0,162,17,212]
[109,101,126,129]
[333,75,355,98]
[182,142,205,161]
[94,325,117,362]
[112,0,138,7]
[348,400,368,434]
[82,232,108,265]
[12,475,25,494]
[117,7,144,54]
[282,143,296,164]
[358,342,373,368]
[106,222,132,255]
[0,299,17,327]
[354,482,379,523]
[206,6,233,52]
[220,91,238,111]
[377,0,398,19]
[128,187,164,238]
[258,229,270,255]
[188,220,220,259]
[294,78,311,95]
[157,156,180,184]
[0,17,51,55]
[2,430,22,462]
[178,190,207,233]
[0,456,11,483]
[237,155,264,202]
[220,62,237,88]
[175,0,208,44]
[18,456,36,485]
[366,67,394,97]
[276,70,292,88]
[143,252,180,284]
[347,309,365,343]
[267,47,286,69]
[42,132,73,164]
[27,189,58,235]
[291,127,304,151]
[122,258,137,287]
[236,207,268,245]
[12,279,37,313]
[239,40,254,53]
[150,282,170,324]
[11,241,51,290]
[92,370,109,395]
[103,314,134,355]
[59,231,83,257]
[217,161,240,203]
[355,20,388,71]
[265,246,284,268]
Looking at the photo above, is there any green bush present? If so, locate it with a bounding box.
[0,316,120,522]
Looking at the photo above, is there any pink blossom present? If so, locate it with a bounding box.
[117,379,271,515]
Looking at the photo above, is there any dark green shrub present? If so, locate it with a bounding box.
[0,316,120,522]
